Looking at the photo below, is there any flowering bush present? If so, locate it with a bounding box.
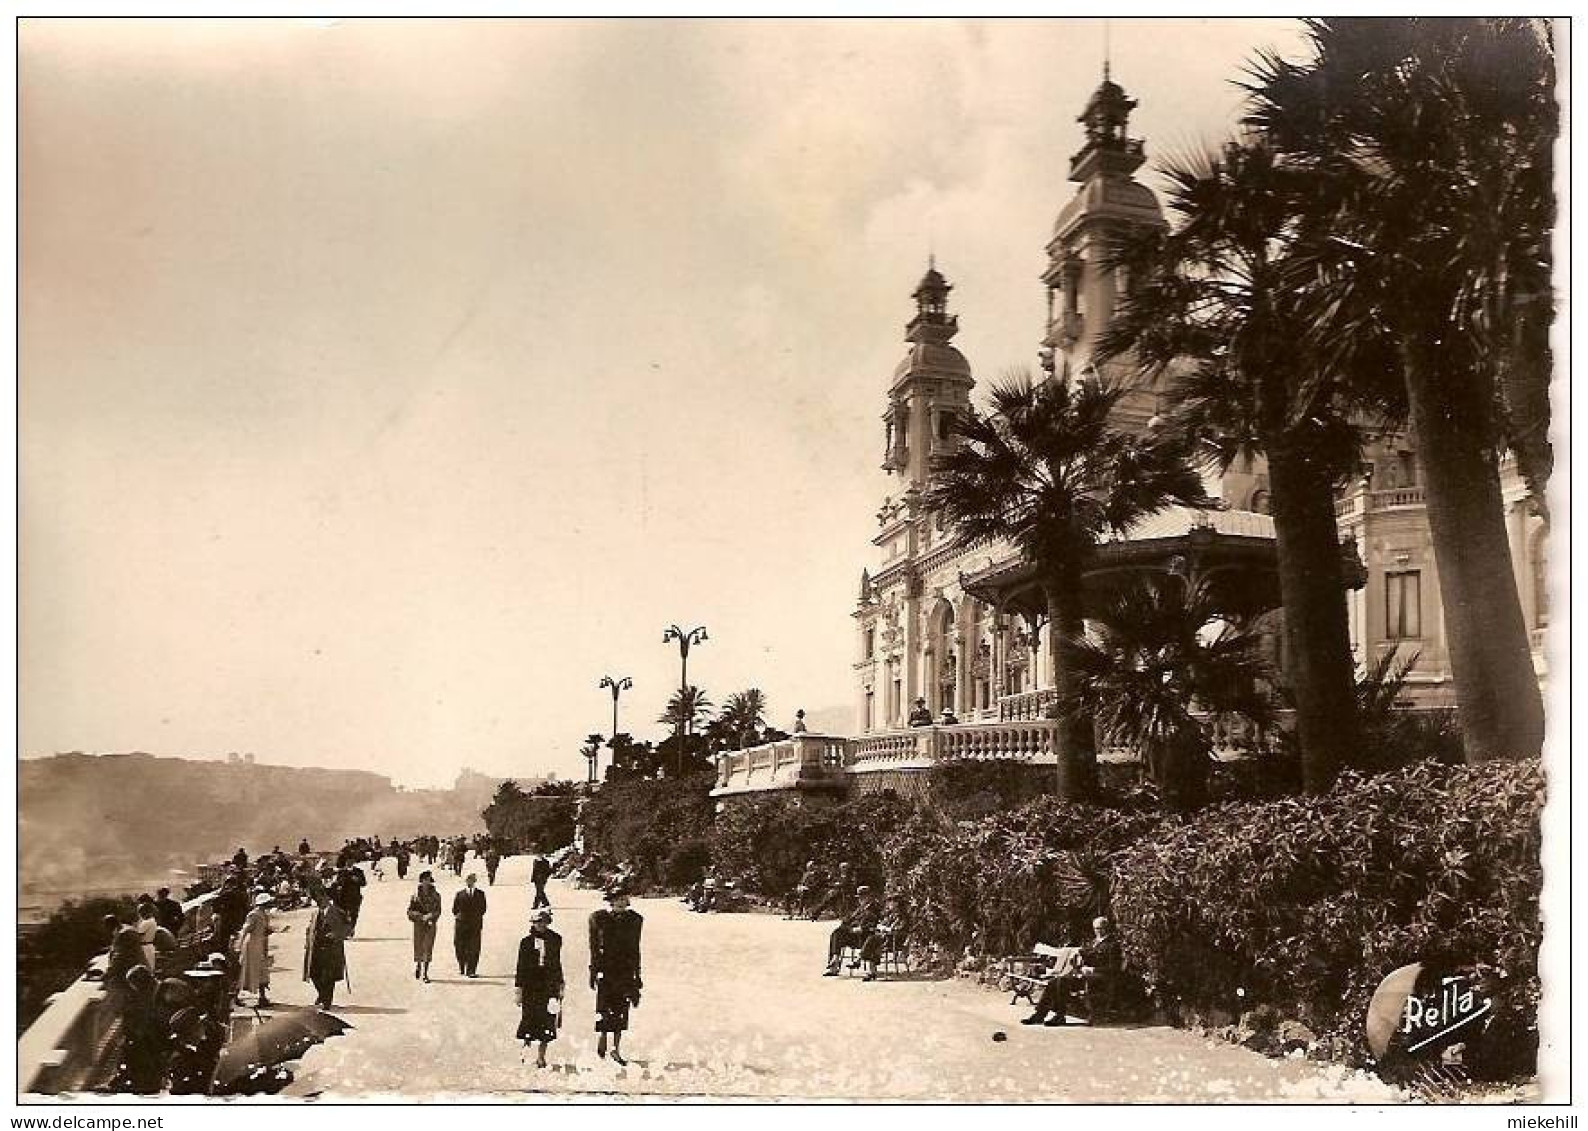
[1109,760,1545,1074]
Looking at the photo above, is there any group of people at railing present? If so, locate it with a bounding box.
[70,829,496,1095]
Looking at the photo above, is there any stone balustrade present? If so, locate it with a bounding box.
[21,888,222,1094]
[996,687,1059,721]
[712,733,850,797]
[1370,486,1426,509]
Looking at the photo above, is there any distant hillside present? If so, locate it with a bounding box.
[19,753,546,892]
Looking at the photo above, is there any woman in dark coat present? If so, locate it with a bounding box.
[408,871,442,982]
[588,885,643,1064]
[514,907,564,1068]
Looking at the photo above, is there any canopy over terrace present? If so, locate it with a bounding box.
[957,505,1284,622]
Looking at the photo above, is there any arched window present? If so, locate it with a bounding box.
[1249,488,1270,515]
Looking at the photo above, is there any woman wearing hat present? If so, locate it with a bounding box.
[408,871,442,982]
[514,907,564,1068]
[587,885,643,1064]
[236,892,278,1008]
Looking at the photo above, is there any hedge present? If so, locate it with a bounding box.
[578,772,717,892]
[709,791,914,896]
[879,793,1165,960]
[1108,760,1544,1073]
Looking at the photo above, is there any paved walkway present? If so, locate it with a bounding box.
[262,856,1401,1100]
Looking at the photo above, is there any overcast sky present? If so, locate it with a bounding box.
[21,17,1310,787]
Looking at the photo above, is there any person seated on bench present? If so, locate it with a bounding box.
[857,894,907,981]
[784,859,825,919]
[1021,916,1122,1026]
[823,885,882,976]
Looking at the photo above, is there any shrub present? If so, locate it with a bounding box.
[580,772,716,893]
[879,794,1165,961]
[710,791,915,896]
[1109,760,1544,1076]
[925,761,1055,818]
[481,780,577,853]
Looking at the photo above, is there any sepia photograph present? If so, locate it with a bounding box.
[14,14,1568,1109]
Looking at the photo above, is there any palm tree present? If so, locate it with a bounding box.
[1244,18,1552,762]
[925,371,1213,800]
[657,686,713,734]
[1063,573,1274,811]
[715,689,770,749]
[1098,137,1379,794]
[579,734,604,784]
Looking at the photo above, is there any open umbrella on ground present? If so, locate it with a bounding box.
[1366,962,1422,1060]
[212,1007,353,1094]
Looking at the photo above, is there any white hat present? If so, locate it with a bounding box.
[253,892,274,907]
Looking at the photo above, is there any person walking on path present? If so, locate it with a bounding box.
[395,842,411,880]
[514,907,565,1068]
[452,873,488,977]
[588,884,643,1064]
[333,866,366,935]
[303,890,352,1009]
[408,871,442,982]
[485,844,503,886]
[530,853,553,909]
[236,892,279,1008]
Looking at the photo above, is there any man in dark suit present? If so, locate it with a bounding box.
[823,885,882,976]
[530,854,553,909]
[302,891,351,1009]
[452,873,488,977]
[1021,916,1123,1026]
[333,866,366,934]
[588,885,643,1064]
[153,887,185,936]
[515,907,565,1068]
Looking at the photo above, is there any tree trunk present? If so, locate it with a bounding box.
[1266,440,1360,793]
[1047,579,1097,801]
[1403,349,1545,762]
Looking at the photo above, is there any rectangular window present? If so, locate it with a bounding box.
[863,628,875,658]
[1385,571,1422,639]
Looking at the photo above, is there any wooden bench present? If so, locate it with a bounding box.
[1003,943,1081,1006]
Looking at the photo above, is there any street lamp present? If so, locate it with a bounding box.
[598,675,633,743]
[662,624,708,775]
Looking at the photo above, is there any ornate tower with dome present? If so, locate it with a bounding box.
[1040,67,1166,431]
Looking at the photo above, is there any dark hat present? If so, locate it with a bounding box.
[603,883,630,901]
[418,870,434,882]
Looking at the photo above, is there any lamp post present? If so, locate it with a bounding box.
[598,675,632,744]
[662,624,708,776]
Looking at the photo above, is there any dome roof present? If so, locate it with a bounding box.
[893,340,972,386]
[1052,173,1164,241]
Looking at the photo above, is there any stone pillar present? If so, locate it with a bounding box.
[902,595,921,722]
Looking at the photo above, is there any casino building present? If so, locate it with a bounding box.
[712,71,1549,801]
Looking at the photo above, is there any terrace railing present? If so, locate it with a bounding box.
[20,888,223,1095]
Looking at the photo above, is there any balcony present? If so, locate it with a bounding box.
[997,688,1059,721]
[712,734,849,797]
[1369,486,1426,510]
[850,720,1064,772]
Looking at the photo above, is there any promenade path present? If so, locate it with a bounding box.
[264,855,1401,1101]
